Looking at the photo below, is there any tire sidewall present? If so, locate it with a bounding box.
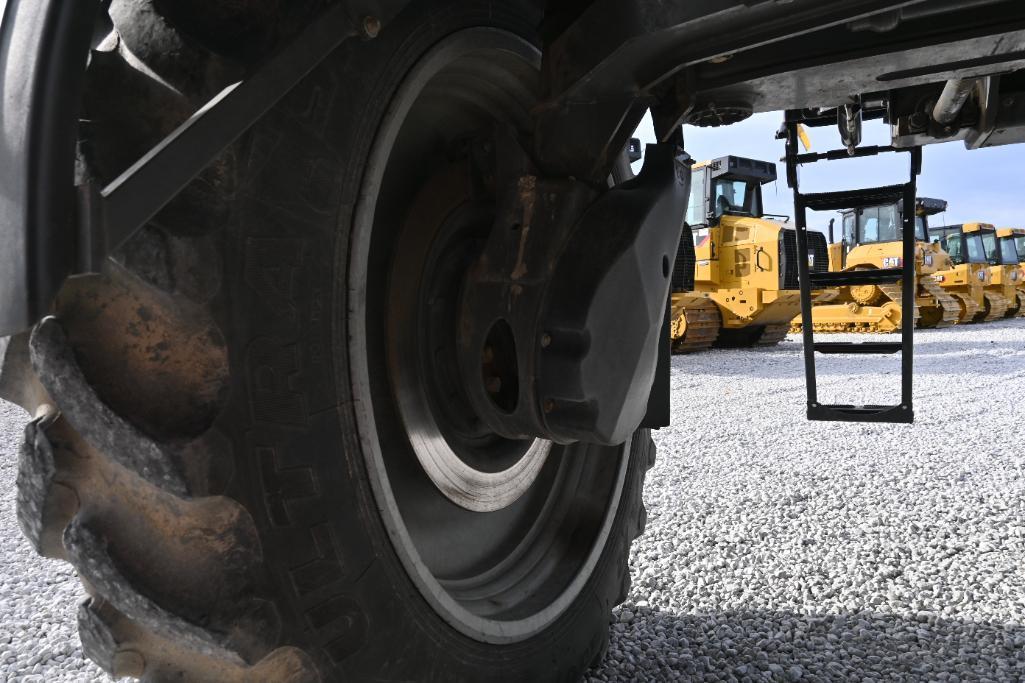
[221,2,648,679]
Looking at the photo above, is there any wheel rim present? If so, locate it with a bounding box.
[346,27,630,644]
[387,190,554,512]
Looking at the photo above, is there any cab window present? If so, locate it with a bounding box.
[686,168,707,226]
[841,212,856,244]
[981,232,1000,264]
[915,216,928,241]
[858,205,900,243]
[1015,236,1025,262]
[941,235,964,264]
[999,236,1020,265]
[861,214,879,242]
[965,234,986,263]
[712,178,761,218]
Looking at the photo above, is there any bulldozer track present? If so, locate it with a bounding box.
[1004,290,1024,317]
[752,323,792,347]
[791,282,915,334]
[793,282,917,334]
[878,283,921,323]
[918,279,961,328]
[791,311,901,333]
[671,300,721,354]
[950,292,981,323]
[1016,291,1025,316]
[981,291,1010,321]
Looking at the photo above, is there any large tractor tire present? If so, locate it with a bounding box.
[0,2,654,680]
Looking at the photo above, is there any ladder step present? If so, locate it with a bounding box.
[808,403,913,424]
[799,184,906,211]
[809,268,904,287]
[813,341,903,355]
[789,144,898,164]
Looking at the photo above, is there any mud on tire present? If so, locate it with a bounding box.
[1,2,655,681]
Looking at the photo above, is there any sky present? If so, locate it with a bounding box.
[632,111,1025,234]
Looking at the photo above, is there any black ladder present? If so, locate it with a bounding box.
[782,113,922,424]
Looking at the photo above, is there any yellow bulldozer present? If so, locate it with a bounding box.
[1005,227,1025,310]
[927,223,1002,321]
[792,197,961,333]
[982,227,1024,317]
[669,155,829,352]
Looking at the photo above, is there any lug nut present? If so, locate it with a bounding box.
[485,377,502,394]
[543,399,555,413]
[541,333,552,348]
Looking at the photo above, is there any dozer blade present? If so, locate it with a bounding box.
[789,290,841,332]
[918,279,961,328]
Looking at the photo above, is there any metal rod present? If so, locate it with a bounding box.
[785,121,819,412]
[784,144,899,165]
[95,2,365,257]
[900,148,922,413]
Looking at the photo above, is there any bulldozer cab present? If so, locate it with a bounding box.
[687,156,776,226]
[982,228,1020,265]
[839,203,913,247]
[1010,230,1025,262]
[929,225,988,266]
[839,197,943,251]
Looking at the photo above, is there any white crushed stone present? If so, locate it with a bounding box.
[589,317,1025,681]
[2,318,1024,681]
[0,399,105,682]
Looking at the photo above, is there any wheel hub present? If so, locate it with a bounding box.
[388,184,551,512]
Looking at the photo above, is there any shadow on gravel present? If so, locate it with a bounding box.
[586,605,1025,681]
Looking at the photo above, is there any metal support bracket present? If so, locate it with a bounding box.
[460,133,692,446]
[80,2,402,270]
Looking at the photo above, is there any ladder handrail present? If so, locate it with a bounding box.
[782,113,922,424]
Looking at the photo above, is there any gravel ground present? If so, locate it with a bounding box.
[589,317,1025,682]
[0,400,105,682]
[2,317,1024,681]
